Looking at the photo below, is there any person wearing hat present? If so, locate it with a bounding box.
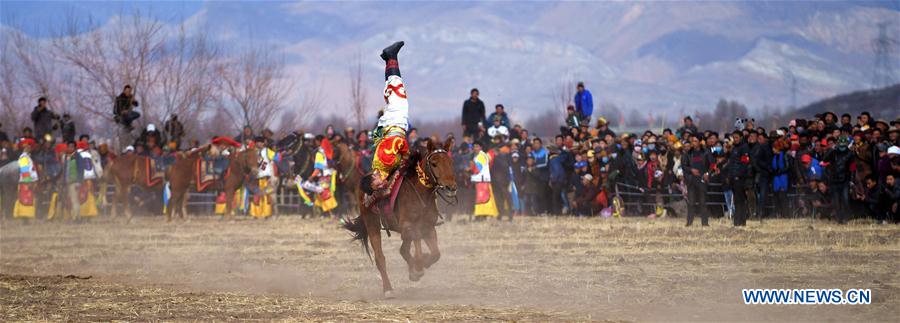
[470,141,498,219]
[487,114,510,142]
[572,173,599,216]
[139,123,164,150]
[75,139,102,217]
[875,144,895,184]
[250,136,278,218]
[594,117,616,139]
[14,138,39,219]
[820,135,855,224]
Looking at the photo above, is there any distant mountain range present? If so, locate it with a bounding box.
[792,83,900,120]
[3,1,899,122]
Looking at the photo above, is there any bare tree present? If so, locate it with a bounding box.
[218,46,294,133]
[51,11,166,141]
[550,71,576,113]
[291,81,325,132]
[0,30,25,131]
[148,24,219,136]
[348,52,368,130]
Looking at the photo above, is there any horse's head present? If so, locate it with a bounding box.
[423,140,458,197]
[235,147,260,178]
[276,132,302,154]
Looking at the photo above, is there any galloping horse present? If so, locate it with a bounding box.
[334,141,363,215]
[343,140,457,297]
[166,146,259,221]
[0,161,19,216]
[106,154,167,219]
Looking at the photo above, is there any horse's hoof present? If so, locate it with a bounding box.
[409,270,424,282]
[383,290,395,299]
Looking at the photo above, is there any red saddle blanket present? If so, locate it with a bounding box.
[145,158,165,187]
[370,169,405,227]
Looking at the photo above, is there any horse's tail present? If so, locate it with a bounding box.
[342,215,371,259]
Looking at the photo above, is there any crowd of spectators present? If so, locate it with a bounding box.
[454,83,900,225]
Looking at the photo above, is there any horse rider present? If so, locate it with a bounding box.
[299,135,332,194]
[362,41,408,206]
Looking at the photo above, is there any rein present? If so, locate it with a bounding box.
[419,148,458,206]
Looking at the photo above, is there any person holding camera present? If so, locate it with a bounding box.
[31,97,59,142]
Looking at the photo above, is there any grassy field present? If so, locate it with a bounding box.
[1,215,898,321]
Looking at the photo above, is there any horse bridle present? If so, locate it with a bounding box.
[421,148,458,205]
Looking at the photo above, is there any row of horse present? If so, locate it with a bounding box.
[0,139,363,221]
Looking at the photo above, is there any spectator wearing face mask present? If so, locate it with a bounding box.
[820,135,855,224]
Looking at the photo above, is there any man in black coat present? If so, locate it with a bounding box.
[164,114,185,149]
[60,114,76,143]
[114,85,140,130]
[490,145,512,221]
[461,88,485,138]
[31,97,59,141]
[0,122,9,145]
[751,133,773,220]
[821,135,855,224]
[682,134,713,226]
[727,131,752,226]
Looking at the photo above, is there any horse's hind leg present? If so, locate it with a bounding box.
[180,192,188,220]
[422,227,441,269]
[367,214,393,297]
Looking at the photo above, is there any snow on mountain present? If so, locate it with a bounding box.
[3,1,898,121]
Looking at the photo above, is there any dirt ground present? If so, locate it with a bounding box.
[1,214,898,322]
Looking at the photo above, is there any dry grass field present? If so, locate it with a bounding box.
[1,214,898,322]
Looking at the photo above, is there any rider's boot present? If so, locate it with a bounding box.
[381,41,403,80]
[363,172,392,208]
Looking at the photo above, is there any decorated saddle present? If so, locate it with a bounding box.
[197,156,230,192]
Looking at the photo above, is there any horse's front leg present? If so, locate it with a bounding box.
[422,226,441,269]
[400,238,417,281]
[412,239,425,281]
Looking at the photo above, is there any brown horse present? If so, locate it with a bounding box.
[334,141,363,215]
[343,140,457,297]
[105,154,166,219]
[166,146,259,221]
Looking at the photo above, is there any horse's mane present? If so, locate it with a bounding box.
[404,148,424,175]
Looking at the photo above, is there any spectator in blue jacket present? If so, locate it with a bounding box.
[574,82,593,124]
[487,104,510,128]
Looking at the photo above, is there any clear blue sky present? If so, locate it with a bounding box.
[1,1,202,37]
